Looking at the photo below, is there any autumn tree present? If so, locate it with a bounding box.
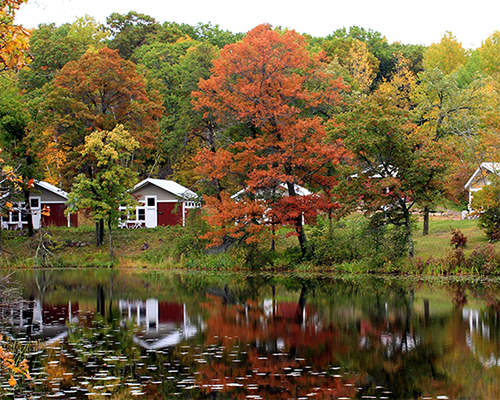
[423,32,468,75]
[318,26,425,87]
[344,40,377,92]
[377,52,417,110]
[193,24,347,255]
[474,31,500,74]
[330,93,451,257]
[66,125,139,256]
[0,0,30,71]
[29,47,163,189]
[19,17,109,93]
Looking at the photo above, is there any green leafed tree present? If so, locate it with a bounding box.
[66,125,139,257]
[135,39,219,182]
[0,73,40,235]
[106,11,160,60]
[19,17,109,93]
[330,92,453,257]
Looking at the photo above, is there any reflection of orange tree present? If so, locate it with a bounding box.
[193,295,357,399]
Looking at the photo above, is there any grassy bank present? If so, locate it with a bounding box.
[1,215,498,273]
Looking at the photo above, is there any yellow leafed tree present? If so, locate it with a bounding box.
[423,31,467,75]
[0,0,31,71]
[346,40,376,92]
[377,52,417,109]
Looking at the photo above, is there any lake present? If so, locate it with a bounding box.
[1,269,500,399]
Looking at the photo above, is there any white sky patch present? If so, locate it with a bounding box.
[15,0,500,49]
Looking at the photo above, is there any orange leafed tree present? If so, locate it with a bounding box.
[193,24,348,254]
[31,47,164,188]
[0,0,31,71]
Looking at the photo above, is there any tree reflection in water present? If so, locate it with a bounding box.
[1,271,500,398]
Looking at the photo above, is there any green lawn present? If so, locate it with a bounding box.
[413,218,494,260]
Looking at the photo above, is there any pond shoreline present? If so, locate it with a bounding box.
[1,217,499,275]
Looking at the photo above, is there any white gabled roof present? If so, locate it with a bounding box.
[133,178,198,200]
[350,164,398,179]
[232,183,312,200]
[35,181,68,200]
[464,162,500,190]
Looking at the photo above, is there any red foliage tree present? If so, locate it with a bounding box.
[193,24,347,254]
[30,47,164,188]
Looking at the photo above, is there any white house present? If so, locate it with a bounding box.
[2,181,77,230]
[119,178,199,228]
[464,162,500,214]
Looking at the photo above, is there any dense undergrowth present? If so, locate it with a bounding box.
[1,214,500,275]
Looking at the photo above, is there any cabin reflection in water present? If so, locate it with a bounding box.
[118,299,200,349]
[11,298,200,350]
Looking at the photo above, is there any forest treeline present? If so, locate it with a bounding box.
[3,4,500,267]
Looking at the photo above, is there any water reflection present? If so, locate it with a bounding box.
[1,270,500,399]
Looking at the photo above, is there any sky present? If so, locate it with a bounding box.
[15,0,500,49]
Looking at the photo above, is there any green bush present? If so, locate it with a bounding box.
[478,207,500,241]
[308,216,408,269]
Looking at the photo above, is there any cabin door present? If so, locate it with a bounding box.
[145,196,157,228]
[30,196,42,229]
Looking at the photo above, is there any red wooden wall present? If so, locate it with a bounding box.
[157,202,182,226]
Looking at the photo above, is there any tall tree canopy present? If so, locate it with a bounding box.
[106,11,160,60]
[193,24,347,254]
[19,17,108,93]
[30,47,164,188]
[423,32,468,75]
[0,0,30,71]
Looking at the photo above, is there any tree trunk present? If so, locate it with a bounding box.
[24,190,35,237]
[405,211,414,257]
[97,284,105,316]
[296,221,307,256]
[271,224,276,252]
[96,219,105,247]
[286,181,308,256]
[108,219,113,259]
[95,222,100,247]
[422,206,430,236]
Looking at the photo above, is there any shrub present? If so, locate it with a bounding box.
[467,244,500,275]
[308,215,408,269]
[478,207,500,241]
[450,228,468,248]
[411,244,500,275]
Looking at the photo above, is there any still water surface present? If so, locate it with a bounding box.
[1,269,500,399]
